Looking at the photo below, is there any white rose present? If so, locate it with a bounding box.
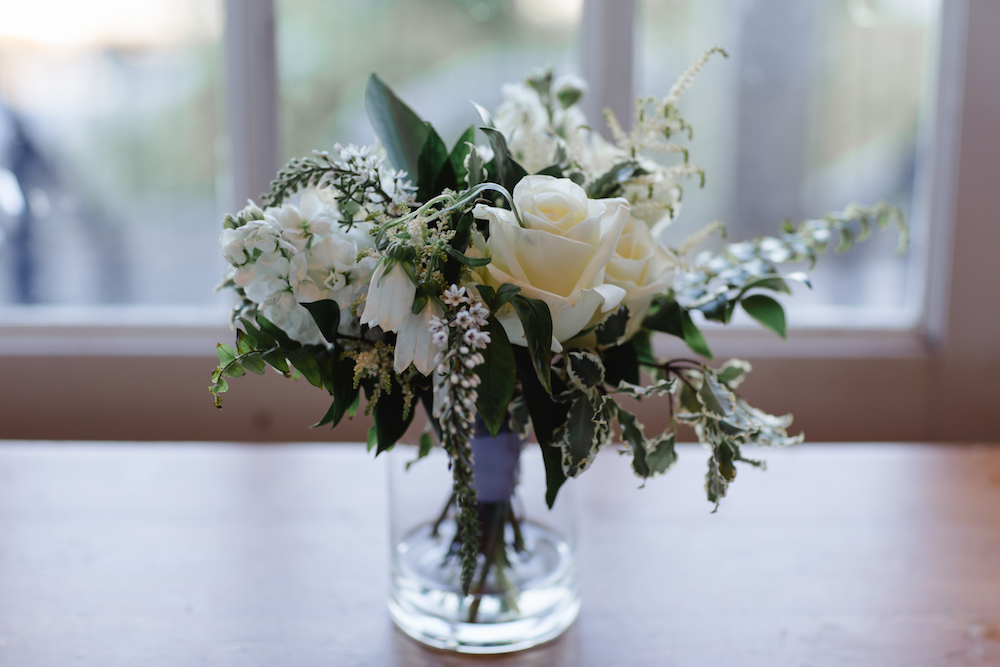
[473,175,629,350]
[360,261,417,333]
[605,216,674,340]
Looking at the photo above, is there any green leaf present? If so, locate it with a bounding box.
[479,126,528,192]
[223,362,245,379]
[535,163,565,178]
[586,161,645,199]
[444,245,491,267]
[365,73,429,178]
[643,297,684,338]
[262,349,289,374]
[510,295,553,394]
[406,431,435,471]
[741,294,787,339]
[513,347,569,508]
[416,126,449,203]
[698,373,735,418]
[602,340,640,387]
[470,101,495,127]
[646,432,678,476]
[595,305,630,346]
[567,351,604,391]
[367,425,378,453]
[240,317,275,347]
[302,300,342,344]
[681,310,714,359]
[241,352,266,375]
[312,348,359,429]
[557,395,600,477]
[617,408,650,478]
[236,329,256,354]
[465,144,486,188]
[448,126,476,189]
[371,377,416,455]
[474,317,517,437]
[286,350,323,388]
[216,343,237,366]
[256,314,300,350]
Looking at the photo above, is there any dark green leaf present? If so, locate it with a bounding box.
[366,425,378,453]
[286,350,323,388]
[514,347,568,508]
[372,377,416,455]
[240,317,275,347]
[479,126,528,192]
[302,300,342,344]
[567,351,604,390]
[256,314,300,350]
[406,431,435,471]
[595,305,630,346]
[262,349,289,374]
[444,245,491,267]
[447,126,476,189]
[312,348,359,429]
[681,311,714,359]
[510,295,553,394]
[559,396,599,477]
[241,352,266,375]
[586,161,644,199]
[741,294,787,339]
[535,163,565,178]
[643,297,684,338]
[617,408,650,478]
[365,73,429,178]
[416,126,449,203]
[602,340,640,387]
[646,432,678,475]
[474,317,517,437]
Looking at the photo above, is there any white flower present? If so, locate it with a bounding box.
[442,285,469,306]
[267,191,340,253]
[605,216,675,339]
[473,175,629,350]
[393,300,446,375]
[360,261,417,333]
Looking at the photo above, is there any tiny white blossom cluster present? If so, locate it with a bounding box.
[431,286,492,436]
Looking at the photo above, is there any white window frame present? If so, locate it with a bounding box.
[1,0,996,443]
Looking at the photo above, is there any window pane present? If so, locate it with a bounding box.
[0,0,226,307]
[277,0,582,162]
[638,0,937,325]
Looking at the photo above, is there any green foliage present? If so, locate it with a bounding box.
[416,126,451,203]
[474,317,517,437]
[513,347,569,508]
[365,73,429,179]
[672,202,906,339]
[586,161,647,199]
[479,126,528,192]
[510,295,554,394]
[643,297,714,359]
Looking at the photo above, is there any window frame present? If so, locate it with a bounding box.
[2,0,996,443]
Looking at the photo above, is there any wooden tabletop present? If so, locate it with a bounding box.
[0,442,999,666]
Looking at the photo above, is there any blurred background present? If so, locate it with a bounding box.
[4,0,997,443]
[0,0,934,323]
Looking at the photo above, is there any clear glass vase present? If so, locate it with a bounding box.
[387,425,580,654]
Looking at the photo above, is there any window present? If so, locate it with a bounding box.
[1,0,996,443]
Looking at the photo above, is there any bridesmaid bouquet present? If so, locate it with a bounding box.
[210,49,905,594]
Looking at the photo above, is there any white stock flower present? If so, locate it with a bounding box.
[266,191,340,253]
[360,261,417,333]
[393,300,446,375]
[606,216,674,339]
[473,175,630,350]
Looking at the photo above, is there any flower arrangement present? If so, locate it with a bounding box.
[210,49,905,599]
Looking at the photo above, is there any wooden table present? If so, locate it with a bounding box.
[1,442,999,666]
